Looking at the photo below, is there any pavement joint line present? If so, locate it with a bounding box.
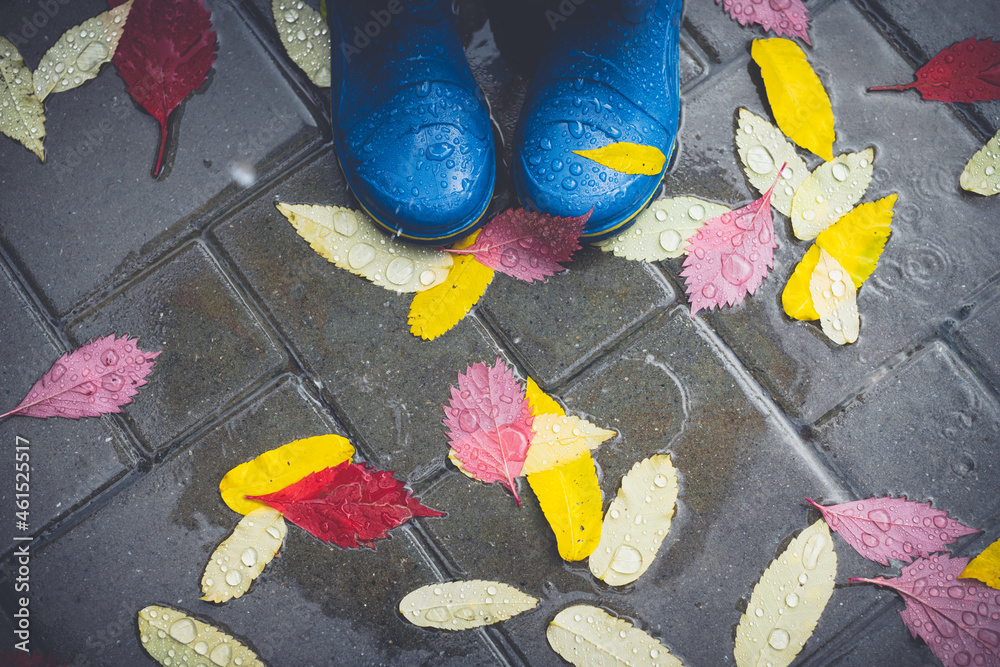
[687,308,849,501]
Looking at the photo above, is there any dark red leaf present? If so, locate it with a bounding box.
[446,208,588,283]
[716,0,811,45]
[0,651,67,667]
[850,554,1000,667]
[110,0,217,176]
[807,497,979,566]
[0,335,160,420]
[442,358,533,504]
[248,462,446,550]
[868,37,1000,103]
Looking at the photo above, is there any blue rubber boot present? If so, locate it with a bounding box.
[513,0,681,241]
[331,0,496,244]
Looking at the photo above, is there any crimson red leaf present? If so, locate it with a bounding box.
[110,0,218,176]
[680,167,782,315]
[248,462,445,550]
[447,208,589,283]
[869,37,1000,103]
[850,554,1000,667]
[0,335,161,420]
[807,497,979,566]
[716,0,811,45]
[443,358,533,504]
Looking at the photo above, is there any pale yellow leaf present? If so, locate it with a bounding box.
[751,38,835,161]
[273,0,331,87]
[521,414,614,475]
[0,38,45,161]
[589,454,678,586]
[547,605,683,667]
[527,453,603,561]
[809,248,859,345]
[734,520,837,667]
[573,142,667,175]
[137,605,265,667]
[201,507,286,603]
[960,129,1000,196]
[220,434,355,515]
[277,203,452,293]
[408,231,495,340]
[735,108,809,216]
[791,149,874,240]
[399,580,538,630]
[33,1,133,102]
[596,196,730,261]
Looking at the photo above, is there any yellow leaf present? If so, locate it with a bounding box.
[201,507,286,603]
[33,1,133,102]
[589,454,678,585]
[525,377,564,417]
[219,434,354,515]
[791,149,875,240]
[815,194,895,287]
[408,231,495,340]
[527,453,603,561]
[782,244,821,321]
[522,414,614,475]
[809,248,859,345]
[277,203,452,293]
[751,38,835,161]
[735,520,837,667]
[573,142,667,176]
[273,0,331,87]
[548,605,683,667]
[960,537,1000,590]
[138,605,265,667]
[399,580,538,629]
[0,38,45,161]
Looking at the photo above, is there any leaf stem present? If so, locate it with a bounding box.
[153,118,169,178]
[867,83,915,92]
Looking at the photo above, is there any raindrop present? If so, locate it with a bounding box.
[868,508,892,531]
[767,628,790,650]
[831,163,850,182]
[785,592,800,608]
[454,607,476,621]
[386,257,416,285]
[746,145,775,174]
[655,209,668,221]
[225,570,242,586]
[241,548,257,567]
[609,545,643,574]
[76,42,109,72]
[979,628,1000,647]
[348,243,376,269]
[168,618,197,644]
[688,204,706,220]
[702,283,717,299]
[102,374,124,391]
[802,532,828,570]
[458,409,478,432]
[721,254,754,285]
[568,121,584,138]
[50,363,67,381]
[562,177,578,190]
[102,349,120,366]
[334,211,357,236]
[419,270,437,286]
[194,641,209,655]
[659,229,681,252]
[210,643,233,666]
[500,247,519,267]
[653,474,668,487]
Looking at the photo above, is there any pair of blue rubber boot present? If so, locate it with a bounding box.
[331,0,681,244]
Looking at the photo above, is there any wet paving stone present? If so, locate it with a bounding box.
[816,341,1000,527]
[4,377,495,665]
[951,280,1000,394]
[0,0,324,317]
[0,262,134,556]
[211,150,502,482]
[67,242,287,454]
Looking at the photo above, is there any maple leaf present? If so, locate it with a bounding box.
[445,208,588,283]
[807,497,978,566]
[0,335,160,420]
[961,537,1000,590]
[716,0,811,45]
[851,554,1000,667]
[248,462,445,550]
[443,358,534,504]
[869,37,1000,103]
[680,167,783,315]
[110,0,218,177]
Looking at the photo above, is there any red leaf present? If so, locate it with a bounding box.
[807,497,979,566]
[0,651,67,667]
[110,0,218,176]
[248,462,445,550]
[850,554,1000,667]
[869,37,1000,103]
[680,168,782,315]
[716,0,811,45]
[0,335,161,420]
[443,358,534,504]
[447,208,589,283]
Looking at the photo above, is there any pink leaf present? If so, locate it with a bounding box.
[448,208,589,283]
[716,0,811,45]
[0,335,161,420]
[680,170,782,315]
[443,358,534,503]
[850,554,1000,667]
[808,497,979,566]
